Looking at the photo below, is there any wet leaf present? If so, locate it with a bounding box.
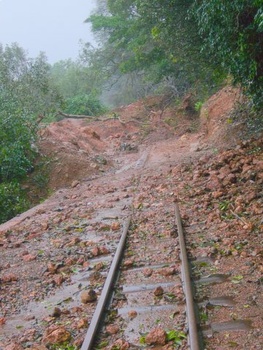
[228,341,239,347]
[231,275,244,284]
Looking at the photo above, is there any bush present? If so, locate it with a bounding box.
[193,0,263,109]
[0,115,36,182]
[0,181,29,224]
[64,94,107,116]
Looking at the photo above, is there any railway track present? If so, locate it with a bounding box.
[1,141,261,349]
[77,185,258,350]
[80,203,198,350]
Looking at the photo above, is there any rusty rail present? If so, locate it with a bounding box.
[80,216,131,350]
[175,203,200,350]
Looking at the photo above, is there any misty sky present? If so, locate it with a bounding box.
[0,0,97,63]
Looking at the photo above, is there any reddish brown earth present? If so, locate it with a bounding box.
[0,87,262,349]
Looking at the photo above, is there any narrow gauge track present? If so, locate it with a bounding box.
[80,200,256,350]
[80,203,200,350]
[1,146,259,349]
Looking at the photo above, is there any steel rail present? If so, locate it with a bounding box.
[81,216,132,350]
[175,203,200,350]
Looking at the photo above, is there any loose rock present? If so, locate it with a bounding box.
[145,327,167,345]
[81,289,97,303]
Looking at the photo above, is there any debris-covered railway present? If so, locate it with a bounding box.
[0,134,262,350]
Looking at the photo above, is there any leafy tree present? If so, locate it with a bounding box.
[50,57,106,115]
[64,94,107,116]
[192,0,263,108]
[0,181,29,223]
[88,0,263,109]
[51,59,94,98]
[85,0,223,105]
[0,43,62,223]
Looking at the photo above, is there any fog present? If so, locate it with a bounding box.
[0,0,97,63]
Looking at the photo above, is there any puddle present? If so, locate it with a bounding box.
[202,319,253,336]
[212,319,252,332]
[91,203,131,223]
[118,303,177,315]
[198,296,236,308]
[127,263,176,272]
[191,256,215,264]
[1,256,111,336]
[207,296,236,307]
[197,274,229,285]
[122,283,180,308]
[2,283,82,335]
[122,268,180,286]
[123,281,180,293]
[118,304,181,345]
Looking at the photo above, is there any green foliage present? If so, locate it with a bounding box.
[0,115,36,182]
[0,181,29,223]
[84,0,263,110]
[194,101,203,112]
[84,0,224,105]
[166,329,187,346]
[50,58,107,114]
[192,0,263,108]
[0,43,63,117]
[50,344,77,350]
[64,94,107,116]
[0,43,62,223]
[51,59,102,99]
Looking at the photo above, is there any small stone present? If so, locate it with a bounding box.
[212,191,223,199]
[111,222,120,231]
[47,262,57,274]
[145,327,167,345]
[123,259,134,268]
[51,307,62,318]
[128,310,137,319]
[53,274,65,286]
[42,325,71,345]
[1,273,18,282]
[0,317,6,325]
[158,267,177,276]
[71,180,80,188]
[65,257,75,266]
[94,262,105,271]
[41,222,49,230]
[91,246,100,256]
[110,339,129,350]
[77,318,88,329]
[143,268,153,277]
[24,315,35,321]
[154,286,164,296]
[99,245,110,254]
[67,237,81,246]
[22,254,37,262]
[81,289,97,303]
[106,324,120,334]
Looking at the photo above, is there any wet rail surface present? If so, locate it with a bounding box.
[79,200,256,350]
[80,207,187,350]
[0,147,259,349]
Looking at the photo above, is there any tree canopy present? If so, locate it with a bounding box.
[85,0,263,107]
[0,44,62,223]
[193,0,263,108]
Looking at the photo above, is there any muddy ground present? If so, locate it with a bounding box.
[0,87,262,349]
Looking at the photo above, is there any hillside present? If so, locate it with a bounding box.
[0,87,262,349]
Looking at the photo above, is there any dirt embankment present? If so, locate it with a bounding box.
[37,87,241,192]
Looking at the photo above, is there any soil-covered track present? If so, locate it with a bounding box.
[0,90,262,349]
